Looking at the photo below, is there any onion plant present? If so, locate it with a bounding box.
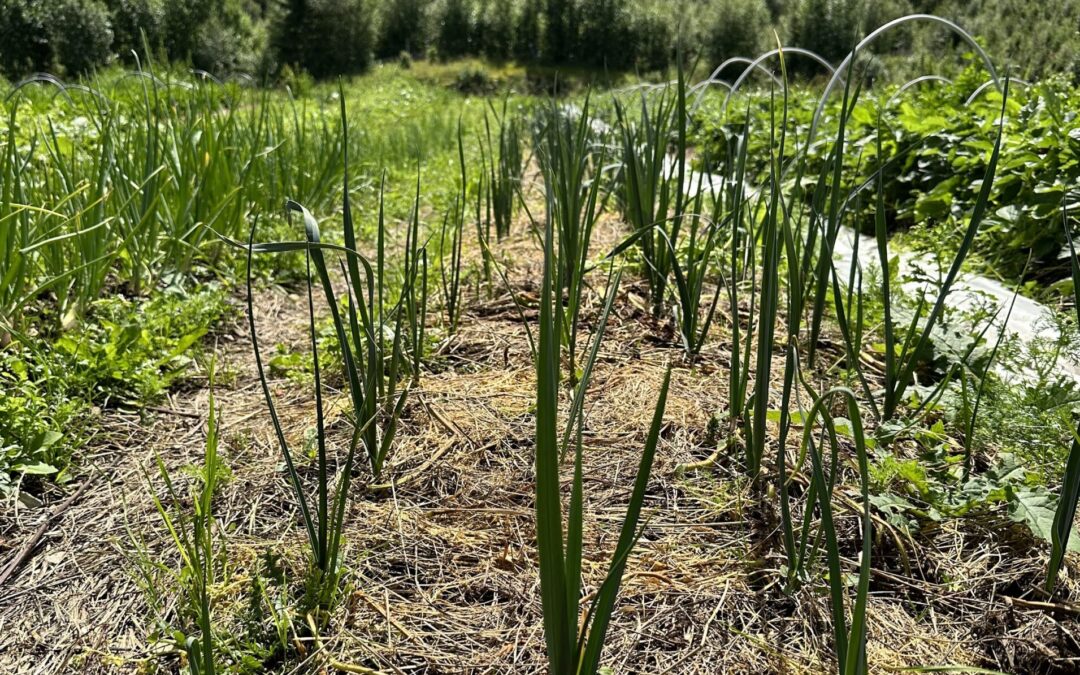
[668,170,724,358]
[439,197,465,334]
[404,171,428,383]
[869,92,1005,422]
[683,82,790,478]
[676,103,760,473]
[609,62,725,358]
[474,170,494,292]
[534,185,672,673]
[1048,207,1080,593]
[534,96,606,384]
[246,206,358,611]
[243,89,425,609]
[613,72,687,320]
[440,126,467,334]
[808,63,1009,425]
[793,384,872,675]
[480,98,523,242]
[0,103,36,326]
[744,88,789,479]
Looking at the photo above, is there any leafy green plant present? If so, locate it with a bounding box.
[0,285,228,490]
[695,61,1076,291]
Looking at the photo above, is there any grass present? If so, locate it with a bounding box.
[144,370,224,675]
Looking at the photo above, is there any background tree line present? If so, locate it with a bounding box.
[0,0,1076,82]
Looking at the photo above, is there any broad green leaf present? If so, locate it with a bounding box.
[1008,487,1080,552]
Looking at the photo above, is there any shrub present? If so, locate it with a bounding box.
[53,0,114,75]
[192,0,269,75]
[0,0,114,77]
[0,0,51,76]
[704,0,771,66]
[452,63,495,92]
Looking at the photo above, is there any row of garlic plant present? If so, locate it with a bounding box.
[146,81,524,668]
[592,18,1033,673]
[0,69,341,332]
[0,63,462,336]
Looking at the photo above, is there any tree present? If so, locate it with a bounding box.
[514,0,541,61]
[543,0,576,63]
[789,0,862,65]
[272,0,374,77]
[377,0,429,58]
[577,0,631,69]
[435,0,472,59]
[705,0,771,67]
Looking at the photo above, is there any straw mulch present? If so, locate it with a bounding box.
[1,215,1078,675]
